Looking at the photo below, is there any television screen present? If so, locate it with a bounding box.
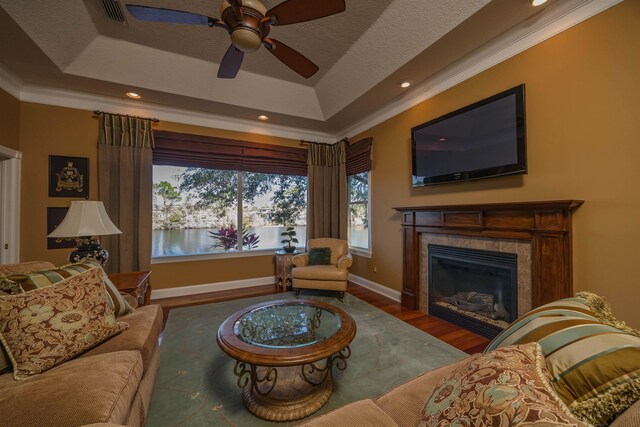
[412,84,526,186]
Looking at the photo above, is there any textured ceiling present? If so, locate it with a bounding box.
[0,0,567,135]
[86,0,395,86]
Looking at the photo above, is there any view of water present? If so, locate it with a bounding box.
[153,225,369,258]
[152,225,306,257]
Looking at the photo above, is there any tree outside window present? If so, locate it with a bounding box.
[152,165,307,257]
[348,172,369,250]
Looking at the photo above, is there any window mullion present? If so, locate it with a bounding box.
[237,170,243,252]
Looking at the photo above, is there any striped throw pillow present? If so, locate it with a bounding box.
[486,295,640,426]
[7,260,132,318]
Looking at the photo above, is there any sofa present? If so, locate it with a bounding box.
[0,261,163,427]
[299,293,640,427]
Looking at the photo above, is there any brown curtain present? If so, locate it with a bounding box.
[97,113,154,273]
[346,137,373,176]
[153,130,307,175]
[307,140,348,240]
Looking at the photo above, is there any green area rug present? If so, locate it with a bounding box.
[147,292,466,426]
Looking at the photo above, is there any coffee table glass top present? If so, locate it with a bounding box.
[234,302,342,349]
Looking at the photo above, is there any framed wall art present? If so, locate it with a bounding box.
[47,207,76,249]
[48,155,89,198]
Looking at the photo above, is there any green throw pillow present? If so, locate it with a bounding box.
[308,247,331,265]
[7,260,132,318]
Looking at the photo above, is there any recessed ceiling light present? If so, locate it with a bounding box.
[126,91,141,99]
[401,81,411,88]
[258,115,268,121]
[529,0,547,6]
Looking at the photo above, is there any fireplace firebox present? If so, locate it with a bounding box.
[428,245,518,339]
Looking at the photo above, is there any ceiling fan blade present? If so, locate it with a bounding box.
[126,5,218,26]
[266,0,345,26]
[266,38,319,79]
[217,44,245,79]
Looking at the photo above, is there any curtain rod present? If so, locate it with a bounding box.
[299,137,349,146]
[92,110,160,123]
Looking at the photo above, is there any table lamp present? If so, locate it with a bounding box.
[47,200,122,265]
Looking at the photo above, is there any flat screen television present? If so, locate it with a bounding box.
[412,84,527,187]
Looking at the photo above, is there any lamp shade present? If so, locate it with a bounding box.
[47,201,122,238]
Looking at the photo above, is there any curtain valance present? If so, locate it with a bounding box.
[153,130,307,176]
[98,112,155,149]
[307,140,346,167]
[346,137,373,176]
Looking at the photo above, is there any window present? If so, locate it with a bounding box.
[152,166,307,258]
[348,172,370,251]
[242,172,307,251]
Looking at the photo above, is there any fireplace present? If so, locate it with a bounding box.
[428,244,518,339]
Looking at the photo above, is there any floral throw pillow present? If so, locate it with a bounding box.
[420,343,590,427]
[0,268,128,380]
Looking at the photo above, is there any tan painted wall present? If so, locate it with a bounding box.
[0,88,20,151]
[350,1,640,327]
[17,102,301,289]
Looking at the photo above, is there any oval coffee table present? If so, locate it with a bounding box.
[216,299,356,421]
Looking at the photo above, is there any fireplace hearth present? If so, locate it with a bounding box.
[428,245,518,339]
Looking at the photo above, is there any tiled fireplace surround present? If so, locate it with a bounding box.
[394,201,584,323]
[419,234,532,317]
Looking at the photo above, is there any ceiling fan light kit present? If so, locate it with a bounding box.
[220,0,267,53]
[126,0,346,79]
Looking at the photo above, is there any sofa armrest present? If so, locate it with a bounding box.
[292,253,309,268]
[337,253,353,269]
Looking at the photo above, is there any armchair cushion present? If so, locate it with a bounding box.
[292,265,348,281]
[309,247,331,265]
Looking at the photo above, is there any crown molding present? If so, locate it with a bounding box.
[338,0,622,138]
[18,84,335,142]
[0,63,24,99]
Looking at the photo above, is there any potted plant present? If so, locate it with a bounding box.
[209,226,260,251]
[280,226,298,253]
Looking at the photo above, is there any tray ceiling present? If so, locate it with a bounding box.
[0,0,580,136]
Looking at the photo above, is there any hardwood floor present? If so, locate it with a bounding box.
[155,282,490,354]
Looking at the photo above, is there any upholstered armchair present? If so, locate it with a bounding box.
[291,238,353,301]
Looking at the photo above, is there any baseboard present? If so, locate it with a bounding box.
[151,276,276,300]
[348,273,401,303]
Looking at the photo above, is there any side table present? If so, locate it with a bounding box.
[108,271,152,307]
[274,250,300,290]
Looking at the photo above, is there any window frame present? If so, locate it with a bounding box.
[348,171,372,258]
[151,167,307,262]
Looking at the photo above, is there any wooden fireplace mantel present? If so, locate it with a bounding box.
[393,200,584,310]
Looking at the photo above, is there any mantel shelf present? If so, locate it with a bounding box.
[393,200,584,213]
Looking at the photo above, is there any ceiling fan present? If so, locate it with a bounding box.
[125,0,346,79]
